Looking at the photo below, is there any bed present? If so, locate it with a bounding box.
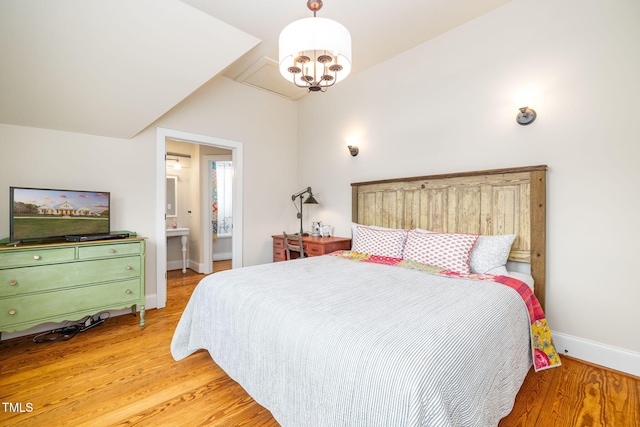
[171,165,559,427]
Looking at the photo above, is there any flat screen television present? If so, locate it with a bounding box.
[10,187,110,243]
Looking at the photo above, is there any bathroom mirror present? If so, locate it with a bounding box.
[166,175,177,218]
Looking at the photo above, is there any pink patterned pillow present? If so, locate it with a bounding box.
[352,225,408,258]
[403,230,479,274]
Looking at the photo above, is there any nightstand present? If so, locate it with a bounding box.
[272,235,351,262]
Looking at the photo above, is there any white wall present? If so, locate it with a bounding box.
[2,0,637,373]
[0,76,297,317]
[296,0,640,370]
[0,125,156,242]
[149,77,300,267]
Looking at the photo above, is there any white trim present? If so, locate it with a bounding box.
[213,252,233,261]
[180,252,232,274]
[156,127,243,309]
[167,259,202,273]
[552,331,640,377]
[167,260,190,272]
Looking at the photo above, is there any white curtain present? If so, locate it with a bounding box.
[211,160,233,240]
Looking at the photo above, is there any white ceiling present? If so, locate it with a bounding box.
[0,0,512,139]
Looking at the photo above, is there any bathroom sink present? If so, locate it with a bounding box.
[166,228,189,237]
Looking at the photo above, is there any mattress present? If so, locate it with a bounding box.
[171,254,533,427]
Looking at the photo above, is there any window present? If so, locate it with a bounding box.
[213,160,233,236]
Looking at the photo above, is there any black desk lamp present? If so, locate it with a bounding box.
[291,187,318,236]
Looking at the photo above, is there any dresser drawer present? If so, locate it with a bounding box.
[0,247,76,268]
[273,238,286,261]
[0,256,141,297]
[79,242,142,259]
[0,278,142,328]
[273,249,286,261]
[305,243,324,257]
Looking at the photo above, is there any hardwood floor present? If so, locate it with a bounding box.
[499,359,639,426]
[1,265,638,426]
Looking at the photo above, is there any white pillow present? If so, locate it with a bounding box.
[351,225,408,258]
[414,228,434,233]
[403,230,479,274]
[351,222,399,239]
[507,271,535,290]
[469,234,516,275]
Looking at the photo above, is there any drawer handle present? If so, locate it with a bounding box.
[9,280,17,286]
[9,309,17,315]
[109,249,116,254]
[33,255,41,260]
[126,265,132,270]
[310,248,320,253]
[125,289,132,294]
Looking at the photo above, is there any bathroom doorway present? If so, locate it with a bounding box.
[156,127,243,309]
[203,154,233,274]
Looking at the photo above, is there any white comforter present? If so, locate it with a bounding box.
[171,255,532,427]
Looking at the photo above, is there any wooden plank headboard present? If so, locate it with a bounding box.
[351,165,548,310]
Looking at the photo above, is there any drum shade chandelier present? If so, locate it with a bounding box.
[279,0,352,92]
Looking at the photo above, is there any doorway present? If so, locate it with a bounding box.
[155,127,243,309]
[203,155,233,274]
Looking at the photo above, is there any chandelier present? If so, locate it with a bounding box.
[279,0,352,92]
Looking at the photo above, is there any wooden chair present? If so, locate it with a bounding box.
[283,232,305,260]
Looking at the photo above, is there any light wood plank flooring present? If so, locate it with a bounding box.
[1,265,638,426]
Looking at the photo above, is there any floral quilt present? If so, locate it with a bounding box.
[330,250,561,372]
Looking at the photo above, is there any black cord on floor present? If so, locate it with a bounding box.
[33,311,110,343]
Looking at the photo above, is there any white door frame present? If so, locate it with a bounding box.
[156,127,243,308]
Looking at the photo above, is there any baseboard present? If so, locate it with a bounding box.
[168,257,231,273]
[145,293,157,310]
[552,331,640,377]
[2,322,64,341]
[213,252,232,261]
[167,259,188,271]
[192,261,205,273]
[186,256,232,274]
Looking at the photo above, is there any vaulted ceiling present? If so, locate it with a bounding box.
[0,0,512,139]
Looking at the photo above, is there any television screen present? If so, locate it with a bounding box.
[10,187,110,243]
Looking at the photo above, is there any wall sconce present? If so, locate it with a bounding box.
[347,145,359,156]
[516,107,537,125]
[166,151,191,170]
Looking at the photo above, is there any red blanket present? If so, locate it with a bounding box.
[331,251,561,372]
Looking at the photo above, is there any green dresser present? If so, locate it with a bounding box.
[0,238,146,338]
